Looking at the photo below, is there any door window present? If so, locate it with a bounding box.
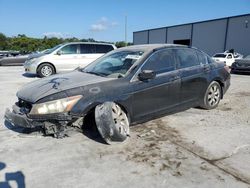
[175,48,199,68]
[80,44,96,54]
[60,44,78,54]
[96,45,114,53]
[196,51,208,65]
[142,49,175,74]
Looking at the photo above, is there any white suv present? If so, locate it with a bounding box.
[24,42,116,77]
[212,52,243,67]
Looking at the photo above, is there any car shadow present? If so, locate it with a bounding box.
[81,112,107,145]
[22,73,38,78]
[82,125,107,145]
[4,120,42,134]
[0,162,26,188]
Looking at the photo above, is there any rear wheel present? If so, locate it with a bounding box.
[201,81,221,110]
[37,63,55,77]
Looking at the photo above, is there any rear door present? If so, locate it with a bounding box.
[54,44,79,71]
[131,48,181,121]
[175,48,207,104]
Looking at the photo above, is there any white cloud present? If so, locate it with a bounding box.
[90,24,107,32]
[90,17,118,32]
[43,32,71,38]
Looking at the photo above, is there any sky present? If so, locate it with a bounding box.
[0,0,249,42]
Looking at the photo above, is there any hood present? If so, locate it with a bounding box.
[17,70,113,103]
[27,53,46,60]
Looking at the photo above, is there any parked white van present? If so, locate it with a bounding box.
[24,42,116,77]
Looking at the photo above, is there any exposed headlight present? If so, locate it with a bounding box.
[29,95,82,115]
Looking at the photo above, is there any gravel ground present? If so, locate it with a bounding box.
[0,66,250,188]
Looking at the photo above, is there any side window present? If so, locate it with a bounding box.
[206,55,215,64]
[142,49,175,74]
[175,48,199,68]
[196,51,208,65]
[80,44,96,54]
[96,45,114,53]
[60,44,78,54]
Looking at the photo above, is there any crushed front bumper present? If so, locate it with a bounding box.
[5,104,80,138]
[5,106,44,128]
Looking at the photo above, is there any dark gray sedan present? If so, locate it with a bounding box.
[231,55,250,74]
[5,44,230,144]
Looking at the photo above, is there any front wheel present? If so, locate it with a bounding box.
[201,81,222,110]
[37,63,55,77]
[95,102,130,144]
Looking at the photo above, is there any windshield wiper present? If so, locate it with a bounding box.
[85,71,106,77]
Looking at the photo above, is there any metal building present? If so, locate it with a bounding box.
[133,14,250,56]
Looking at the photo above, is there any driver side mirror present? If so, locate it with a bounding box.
[56,50,62,55]
[138,70,156,81]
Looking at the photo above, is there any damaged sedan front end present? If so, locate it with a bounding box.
[5,95,82,137]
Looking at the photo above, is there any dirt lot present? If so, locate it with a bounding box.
[0,66,250,188]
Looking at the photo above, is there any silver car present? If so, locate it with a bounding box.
[24,42,116,77]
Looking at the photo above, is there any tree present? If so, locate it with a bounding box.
[114,41,133,48]
[0,33,8,50]
[0,33,133,53]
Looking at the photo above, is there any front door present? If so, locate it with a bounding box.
[131,49,181,121]
[54,44,80,71]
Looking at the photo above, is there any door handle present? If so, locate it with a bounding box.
[203,65,210,72]
[170,76,180,82]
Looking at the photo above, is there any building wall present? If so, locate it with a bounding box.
[192,19,227,55]
[167,24,192,43]
[148,28,167,43]
[226,15,250,55]
[133,31,148,44]
[133,14,250,56]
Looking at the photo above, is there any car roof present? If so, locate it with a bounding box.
[118,44,188,52]
[64,42,115,46]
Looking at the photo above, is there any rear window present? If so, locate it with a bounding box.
[96,44,114,53]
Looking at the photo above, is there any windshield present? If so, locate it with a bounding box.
[82,50,144,78]
[43,44,63,54]
[213,54,226,58]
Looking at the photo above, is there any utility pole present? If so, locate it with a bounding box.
[125,15,127,46]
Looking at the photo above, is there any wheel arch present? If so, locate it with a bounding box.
[211,78,224,99]
[82,101,131,124]
[36,62,56,74]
